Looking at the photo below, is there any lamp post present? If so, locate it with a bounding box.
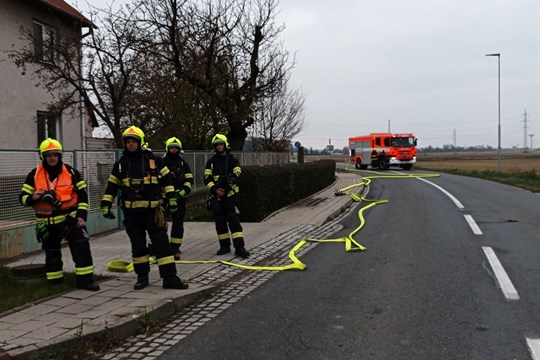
[486,53,501,172]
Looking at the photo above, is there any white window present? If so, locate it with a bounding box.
[37,111,60,145]
[33,21,55,63]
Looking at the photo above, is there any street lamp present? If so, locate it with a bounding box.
[486,53,501,172]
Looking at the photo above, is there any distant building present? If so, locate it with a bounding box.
[0,0,96,150]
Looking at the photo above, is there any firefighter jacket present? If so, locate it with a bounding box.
[162,152,193,196]
[204,151,241,197]
[20,163,89,223]
[101,149,176,210]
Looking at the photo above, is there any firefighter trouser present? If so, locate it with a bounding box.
[123,209,176,278]
[169,197,187,251]
[42,223,94,285]
[211,195,245,248]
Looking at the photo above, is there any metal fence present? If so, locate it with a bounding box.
[0,149,289,230]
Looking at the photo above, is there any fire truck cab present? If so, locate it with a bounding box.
[349,132,417,170]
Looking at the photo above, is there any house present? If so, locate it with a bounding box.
[0,0,96,150]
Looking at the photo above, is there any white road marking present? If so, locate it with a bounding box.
[482,246,520,301]
[463,214,483,235]
[414,177,465,210]
[526,338,540,360]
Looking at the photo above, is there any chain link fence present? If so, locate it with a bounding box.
[0,149,289,230]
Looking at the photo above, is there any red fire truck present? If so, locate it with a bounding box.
[349,132,417,170]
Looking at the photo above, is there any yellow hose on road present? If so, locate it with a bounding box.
[107,168,439,273]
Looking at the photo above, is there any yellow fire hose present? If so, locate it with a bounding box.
[107,167,440,273]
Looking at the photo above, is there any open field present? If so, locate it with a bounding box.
[416,150,540,173]
[306,151,540,173]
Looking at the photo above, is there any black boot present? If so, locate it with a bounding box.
[171,245,182,261]
[163,275,189,289]
[134,274,149,290]
[216,239,231,255]
[77,282,100,291]
[48,277,64,286]
[76,275,100,291]
[235,246,250,258]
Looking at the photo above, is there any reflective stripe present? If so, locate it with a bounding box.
[170,237,183,245]
[163,185,175,193]
[47,270,64,280]
[124,200,160,209]
[157,255,175,266]
[218,233,230,240]
[108,174,121,185]
[184,173,193,179]
[184,182,192,189]
[102,194,114,203]
[231,232,243,239]
[78,203,89,211]
[121,177,159,186]
[22,194,31,204]
[22,184,34,194]
[233,166,241,174]
[75,180,87,190]
[204,169,213,175]
[206,182,215,189]
[133,255,149,264]
[38,210,77,225]
[75,265,94,276]
[160,167,170,176]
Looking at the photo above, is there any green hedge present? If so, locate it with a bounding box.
[238,160,336,222]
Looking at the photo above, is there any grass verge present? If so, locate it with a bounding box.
[0,266,104,314]
[416,168,540,193]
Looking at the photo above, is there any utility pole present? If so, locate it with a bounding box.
[388,119,391,132]
[521,109,529,150]
[453,129,457,147]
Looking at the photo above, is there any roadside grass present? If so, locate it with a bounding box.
[0,266,104,314]
[416,167,540,193]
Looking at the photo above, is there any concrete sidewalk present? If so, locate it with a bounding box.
[0,172,363,359]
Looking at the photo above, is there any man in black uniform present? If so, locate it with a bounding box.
[101,126,188,290]
[19,138,99,291]
[204,134,250,258]
[161,137,193,260]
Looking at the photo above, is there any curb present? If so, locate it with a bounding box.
[7,285,215,360]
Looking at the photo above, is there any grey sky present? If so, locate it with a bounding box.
[78,0,540,150]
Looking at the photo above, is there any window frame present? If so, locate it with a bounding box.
[33,20,56,63]
[37,111,61,146]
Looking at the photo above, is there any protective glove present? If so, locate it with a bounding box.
[35,220,49,243]
[101,206,116,219]
[168,198,178,213]
[178,189,187,198]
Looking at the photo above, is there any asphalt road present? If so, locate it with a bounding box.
[160,170,540,360]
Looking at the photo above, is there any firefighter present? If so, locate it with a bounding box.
[161,136,193,260]
[204,134,250,258]
[100,126,188,290]
[19,139,99,291]
[370,149,379,169]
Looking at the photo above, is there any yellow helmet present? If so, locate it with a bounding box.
[122,126,145,146]
[211,134,229,149]
[39,138,63,160]
[165,137,183,152]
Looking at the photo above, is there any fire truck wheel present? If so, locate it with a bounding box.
[402,164,412,170]
[355,159,362,169]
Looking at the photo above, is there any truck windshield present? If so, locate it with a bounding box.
[391,137,414,147]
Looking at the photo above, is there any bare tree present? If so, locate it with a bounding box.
[7,5,143,148]
[131,0,293,150]
[250,81,305,151]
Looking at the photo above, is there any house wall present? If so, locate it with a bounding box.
[0,0,92,150]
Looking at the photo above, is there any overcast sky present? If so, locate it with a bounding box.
[77,0,540,150]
